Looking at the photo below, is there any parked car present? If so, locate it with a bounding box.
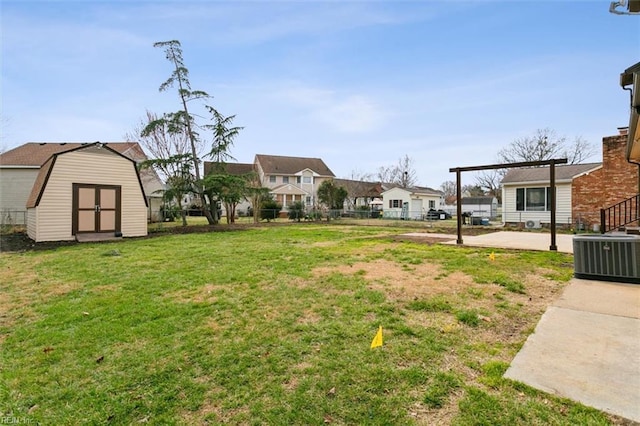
[426,209,452,220]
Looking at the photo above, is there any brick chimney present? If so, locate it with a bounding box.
[618,126,629,136]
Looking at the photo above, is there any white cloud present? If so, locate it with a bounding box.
[278,85,386,133]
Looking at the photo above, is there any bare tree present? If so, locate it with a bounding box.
[0,115,11,154]
[349,169,374,182]
[377,154,418,187]
[125,110,195,181]
[462,184,485,197]
[497,128,595,165]
[474,170,502,203]
[439,180,457,204]
[475,128,596,202]
[563,136,597,164]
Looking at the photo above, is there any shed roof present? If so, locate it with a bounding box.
[382,185,443,196]
[462,196,496,205]
[0,142,142,167]
[255,154,335,177]
[501,163,601,184]
[25,143,146,208]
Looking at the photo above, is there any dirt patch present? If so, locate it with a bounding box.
[312,259,475,301]
[296,309,322,325]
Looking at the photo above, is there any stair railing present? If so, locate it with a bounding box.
[600,193,640,233]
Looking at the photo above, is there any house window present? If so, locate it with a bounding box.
[516,187,552,211]
[428,200,435,209]
[303,176,312,184]
[269,175,276,183]
[388,199,402,208]
[297,176,301,184]
[306,196,312,205]
[283,176,289,184]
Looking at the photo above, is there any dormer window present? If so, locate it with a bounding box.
[303,176,312,184]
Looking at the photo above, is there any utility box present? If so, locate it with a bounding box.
[573,235,640,284]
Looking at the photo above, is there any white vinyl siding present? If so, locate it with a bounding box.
[29,147,147,241]
[502,183,572,226]
[26,208,37,240]
[382,187,441,220]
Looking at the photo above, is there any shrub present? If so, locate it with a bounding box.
[287,201,305,222]
[260,200,281,222]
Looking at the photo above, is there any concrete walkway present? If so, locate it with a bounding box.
[505,279,640,422]
[402,230,574,253]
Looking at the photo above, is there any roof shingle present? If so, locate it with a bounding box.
[501,163,601,184]
[0,142,141,167]
[255,154,334,177]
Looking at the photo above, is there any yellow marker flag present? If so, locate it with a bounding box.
[489,252,495,261]
[371,326,383,349]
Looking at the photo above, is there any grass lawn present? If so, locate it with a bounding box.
[0,224,619,424]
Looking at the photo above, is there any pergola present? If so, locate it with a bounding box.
[449,158,568,251]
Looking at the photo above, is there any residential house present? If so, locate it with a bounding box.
[381,186,444,220]
[460,196,499,219]
[501,163,602,228]
[572,128,640,229]
[23,142,148,242]
[622,62,640,166]
[0,142,164,224]
[254,154,335,209]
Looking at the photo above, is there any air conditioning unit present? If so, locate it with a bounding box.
[524,220,542,229]
[573,235,640,283]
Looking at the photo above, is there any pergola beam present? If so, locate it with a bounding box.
[449,158,568,251]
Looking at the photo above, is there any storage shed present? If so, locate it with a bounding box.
[461,196,498,219]
[26,143,148,242]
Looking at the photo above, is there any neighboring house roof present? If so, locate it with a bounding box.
[0,142,141,167]
[333,178,384,198]
[255,154,335,176]
[408,186,443,196]
[462,196,496,205]
[204,162,255,176]
[382,186,443,196]
[25,142,147,208]
[501,163,602,184]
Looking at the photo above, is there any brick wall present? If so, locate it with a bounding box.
[572,131,640,228]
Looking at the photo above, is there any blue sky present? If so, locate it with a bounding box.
[1,1,638,187]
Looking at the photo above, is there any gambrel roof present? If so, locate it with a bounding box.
[255,154,335,177]
[25,142,146,208]
[0,142,144,167]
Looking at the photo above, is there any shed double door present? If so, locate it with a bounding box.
[73,184,121,234]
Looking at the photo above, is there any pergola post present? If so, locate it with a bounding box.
[549,160,557,251]
[455,168,463,244]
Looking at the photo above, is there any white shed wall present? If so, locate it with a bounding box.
[31,148,147,241]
